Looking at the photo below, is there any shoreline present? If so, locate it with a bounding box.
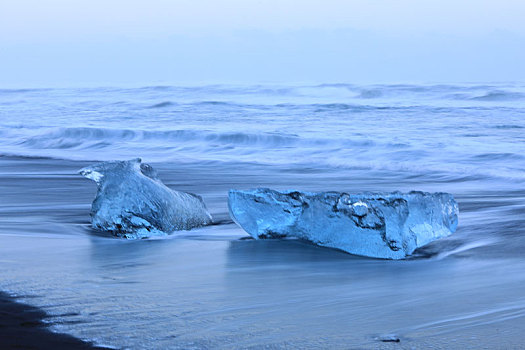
[0,291,111,350]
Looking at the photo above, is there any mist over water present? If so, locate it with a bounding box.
[1,84,524,349]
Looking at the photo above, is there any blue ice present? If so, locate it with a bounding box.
[229,188,458,259]
[80,158,212,239]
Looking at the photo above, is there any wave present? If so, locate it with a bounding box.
[147,101,176,108]
[272,103,414,111]
[494,124,525,129]
[358,89,383,99]
[195,101,232,106]
[433,238,499,260]
[15,127,304,149]
[4,84,525,109]
[147,100,236,109]
[471,152,525,161]
[3,125,524,183]
[3,126,409,165]
[14,127,394,153]
[18,126,407,151]
[0,88,51,94]
[130,83,524,102]
[306,84,525,103]
[470,91,525,101]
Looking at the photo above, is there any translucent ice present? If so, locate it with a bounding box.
[228,188,458,259]
[80,158,212,239]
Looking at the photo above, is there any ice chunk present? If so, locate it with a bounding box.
[228,188,458,259]
[80,158,212,239]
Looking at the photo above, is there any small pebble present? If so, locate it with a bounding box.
[376,334,400,343]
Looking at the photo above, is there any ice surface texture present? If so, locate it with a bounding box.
[80,159,212,239]
[229,188,458,259]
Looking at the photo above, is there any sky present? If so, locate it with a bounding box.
[1,0,524,87]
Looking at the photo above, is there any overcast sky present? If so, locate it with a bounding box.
[1,0,524,86]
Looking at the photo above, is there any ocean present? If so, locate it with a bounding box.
[1,83,524,349]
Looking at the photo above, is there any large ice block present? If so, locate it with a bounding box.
[228,188,458,259]
[80,158,212,239]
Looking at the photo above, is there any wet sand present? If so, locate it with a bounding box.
[0,292,110,350]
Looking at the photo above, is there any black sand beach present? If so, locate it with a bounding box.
[0,292,109,350]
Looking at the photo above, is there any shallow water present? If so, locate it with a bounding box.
[0,84,524,349]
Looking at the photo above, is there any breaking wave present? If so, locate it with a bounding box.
[2,124,524,183]
[16,127,303,149]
